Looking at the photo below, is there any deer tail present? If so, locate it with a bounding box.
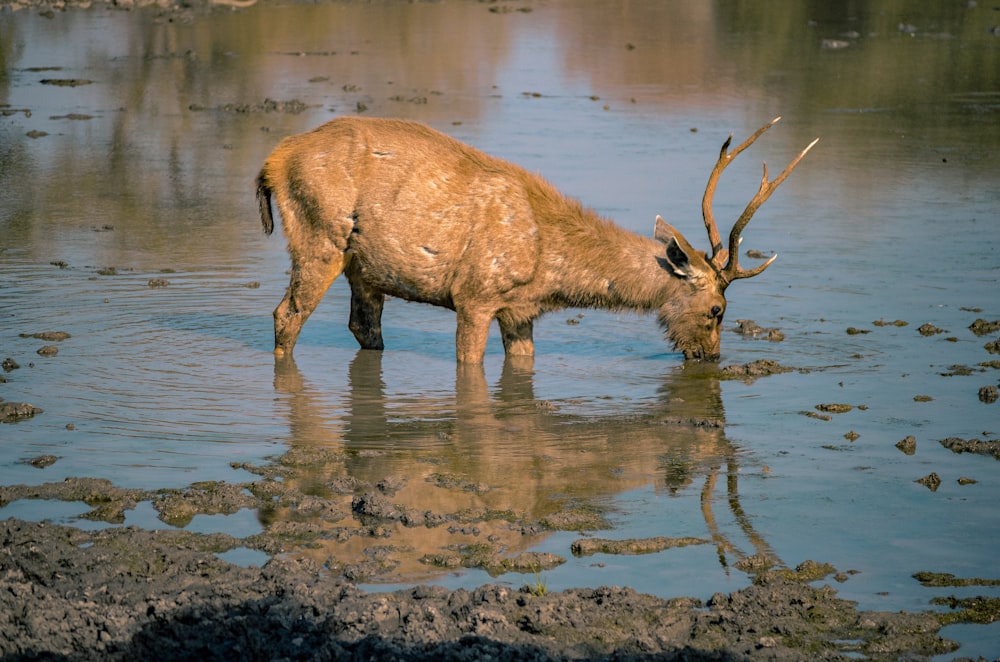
[256,169,275,236]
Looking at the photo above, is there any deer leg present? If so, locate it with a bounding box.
[497,313,535,357]
[273,254,347,357]
[348,278,385,350]
[455,306,494,364]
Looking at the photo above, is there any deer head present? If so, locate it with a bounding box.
[655,117,818,361]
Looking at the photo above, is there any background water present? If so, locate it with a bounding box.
[1,1,999,657]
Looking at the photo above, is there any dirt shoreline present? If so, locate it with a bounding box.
[0,518,971,661]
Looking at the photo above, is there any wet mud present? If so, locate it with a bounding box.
[0,518,971,661]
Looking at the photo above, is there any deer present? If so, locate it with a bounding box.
[256,116,817,363]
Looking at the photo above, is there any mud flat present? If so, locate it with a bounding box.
[0,518,972,661]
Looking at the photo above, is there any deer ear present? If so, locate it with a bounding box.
[655,215,699,278]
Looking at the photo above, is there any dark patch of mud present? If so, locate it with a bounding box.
[0,519,965,660]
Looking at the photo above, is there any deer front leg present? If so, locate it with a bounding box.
[274,254,347,357]
[348,279,385,350]
[497,313,534,357]
[455,306,494,364]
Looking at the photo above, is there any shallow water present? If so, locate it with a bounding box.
[2,0,999,657]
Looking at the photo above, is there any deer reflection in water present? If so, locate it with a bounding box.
[267,355,777,582]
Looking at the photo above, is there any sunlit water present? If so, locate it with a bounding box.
[1,1,999,657]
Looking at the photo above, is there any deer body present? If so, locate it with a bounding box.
[257,117,815,362]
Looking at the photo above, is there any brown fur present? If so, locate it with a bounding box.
[257,117,746,363]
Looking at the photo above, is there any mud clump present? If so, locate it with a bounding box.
[189,97,309,115]
[917,322,946,336]
[939,437,1000,461]
[19,331,71,341]
[720,359,793,382]
[815,403,853,414]
[969,318,1000,336]
[0,519,963,660]
[896,435,917,455]
[570,536,709,556]
[732,319,784,342]
[1,402,44,422]
[979,385,998,403]
[915,472,942,491]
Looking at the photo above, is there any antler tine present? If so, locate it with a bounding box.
[722,136,820,283]
[702,117,782,269]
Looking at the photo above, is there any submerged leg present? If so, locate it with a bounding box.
[274,254,347,357]
[455,306,495,364]
[348,278,386,350]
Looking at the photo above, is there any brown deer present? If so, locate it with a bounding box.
[257,116,816,362]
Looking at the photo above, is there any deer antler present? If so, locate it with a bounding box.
[701,117,818,285]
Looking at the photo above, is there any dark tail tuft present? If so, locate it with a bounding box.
[256,171,275,236]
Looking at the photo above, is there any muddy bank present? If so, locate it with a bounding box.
[0,518,969,661]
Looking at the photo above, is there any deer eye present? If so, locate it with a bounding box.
[710,305,723,318]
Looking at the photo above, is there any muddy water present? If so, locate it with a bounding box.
[1,0,999,657]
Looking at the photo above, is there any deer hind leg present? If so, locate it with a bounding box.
[274,253,348,358]
[497,311,535,357]
[347,276,385,350]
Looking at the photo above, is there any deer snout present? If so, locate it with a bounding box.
[681,347,720,362]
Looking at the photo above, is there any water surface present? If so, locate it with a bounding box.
[1,1,999,657]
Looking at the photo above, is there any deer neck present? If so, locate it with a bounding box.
[543,208,681,312]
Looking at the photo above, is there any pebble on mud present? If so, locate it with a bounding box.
[978,385,998,403]
[918,323,946,336]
